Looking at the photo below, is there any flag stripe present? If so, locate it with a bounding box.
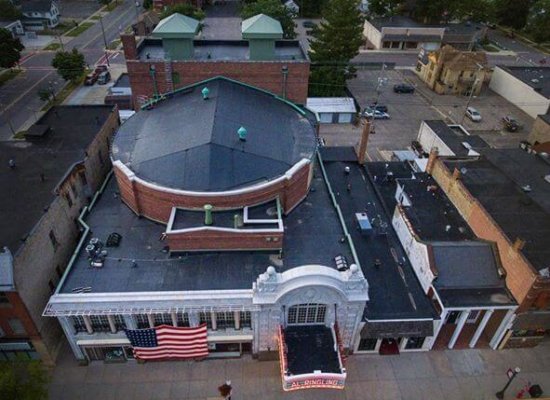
[125,324,209,361]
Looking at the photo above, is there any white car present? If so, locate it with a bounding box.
[465,107,482,122]
[363,107,390,119]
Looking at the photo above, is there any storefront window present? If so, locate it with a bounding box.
[240,311,252,329]
[405,337,425,349]
[71,316,87,333]
[135,314,150,329]
[216,312,235,330]
[358,338,378,351]
[177,312,190,327]
[90,315,110,332]
[153,313,172,326]
[199,312,213,329]
[114,315,126,331]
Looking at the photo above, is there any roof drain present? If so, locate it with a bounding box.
[204,204,213,225]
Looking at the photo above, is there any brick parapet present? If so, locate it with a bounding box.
[126,59,310,108]
[166,229,283,251]
[113,160,313,223]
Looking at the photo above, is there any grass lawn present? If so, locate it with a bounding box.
[44,42,62,51]
[90,15,102,20]
[105,1,120,12]
[65,22,94,37]
[107,38,121,50]
[0,69,21,87]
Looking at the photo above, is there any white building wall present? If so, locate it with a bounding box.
[417,121,455,156]
[489,67,550,119]
[363,20,382,49]
[392,207,434,293]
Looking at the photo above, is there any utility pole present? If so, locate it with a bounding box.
[99,16,110,66]
[135,1,141,23]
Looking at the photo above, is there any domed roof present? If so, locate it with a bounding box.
[111,77,317,192]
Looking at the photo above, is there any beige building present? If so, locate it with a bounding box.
[417,45,487,96]
[528,114,550,152]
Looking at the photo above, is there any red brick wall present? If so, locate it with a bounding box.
[0,292,40,339]
[126,59,310,108]
[166,229,283,251]
[114,161,313,223]
[431,160,541,310]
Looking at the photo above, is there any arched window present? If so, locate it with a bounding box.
[287,303,327,325]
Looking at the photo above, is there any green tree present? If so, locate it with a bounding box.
[159,4,206,20]
[52,48,85,81]
[294,0,328,17]
[0,28,24,69]
[526,0,550,42]
[308,0,363,96]
[368,0,403,17]
[0,0,22,19]
[494,0,532,29]
[241,0,296,39]
[143,0,152,9]
[0,360,49,400]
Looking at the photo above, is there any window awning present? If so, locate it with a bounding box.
[361,319,434,338]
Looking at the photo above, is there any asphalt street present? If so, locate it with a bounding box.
[0,0,139,139]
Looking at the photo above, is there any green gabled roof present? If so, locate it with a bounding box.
[241,14,283,39]
[153,13,199,38]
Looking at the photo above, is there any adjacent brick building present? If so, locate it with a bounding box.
[121,13,310,109]
[428,149,550,348]
[0,105,119,364]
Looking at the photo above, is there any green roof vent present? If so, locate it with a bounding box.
[238,126,248,141]
[242,14,283,60]
[201,86,210,100]
[152,13,200,60]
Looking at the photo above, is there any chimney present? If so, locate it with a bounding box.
[356,119,371,165]
[121,34,138,61]
[452,167,461,181]
[426,147,439,174]
[513,238,526,251]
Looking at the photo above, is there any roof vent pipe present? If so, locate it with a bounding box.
[238,126,247,141]
[201,87,210,100]
[204,204,213,225]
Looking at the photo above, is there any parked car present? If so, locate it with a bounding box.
[97,71,111,85]
[393,83,415,93]
[368,103,388,113]
[502,116,521,132]
[84,64,109,86]
[84,73,97,86]
[363,107,390,119]
[302,20,316,28]
[465,107,482,122]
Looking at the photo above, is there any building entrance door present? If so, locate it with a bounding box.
[379,338,400,355]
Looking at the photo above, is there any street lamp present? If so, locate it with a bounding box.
[496,367,520,399]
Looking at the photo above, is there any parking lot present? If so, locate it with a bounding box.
[321,68,535,160]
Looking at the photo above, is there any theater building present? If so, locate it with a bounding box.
[44,77,368,390]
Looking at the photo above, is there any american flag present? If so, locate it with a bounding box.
[125,324,209,360]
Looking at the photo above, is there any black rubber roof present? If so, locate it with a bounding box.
[112,77,317,191]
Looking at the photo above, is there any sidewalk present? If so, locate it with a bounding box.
[48,342,550,400]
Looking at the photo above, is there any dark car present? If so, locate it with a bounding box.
[302,21,316,28]
[393,83,415,93]
[502,116,521,132]
[368,103,388,112]
[84,65,109,86]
